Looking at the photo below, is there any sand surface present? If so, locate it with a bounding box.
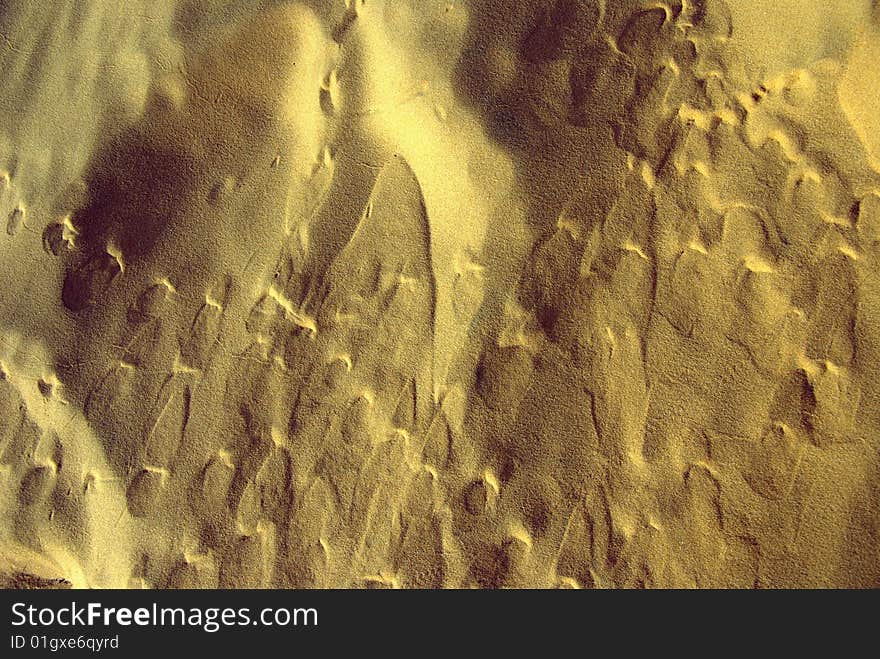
[1,0,879,588]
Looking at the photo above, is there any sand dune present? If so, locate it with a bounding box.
[1,0,878,588]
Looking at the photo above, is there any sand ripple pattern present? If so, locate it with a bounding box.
[0,0,879,587]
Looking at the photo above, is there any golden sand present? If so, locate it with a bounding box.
[0,0,878,588]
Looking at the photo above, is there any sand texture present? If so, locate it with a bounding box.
[1,0,879,588]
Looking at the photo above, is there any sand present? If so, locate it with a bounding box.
[0,0,878,588]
